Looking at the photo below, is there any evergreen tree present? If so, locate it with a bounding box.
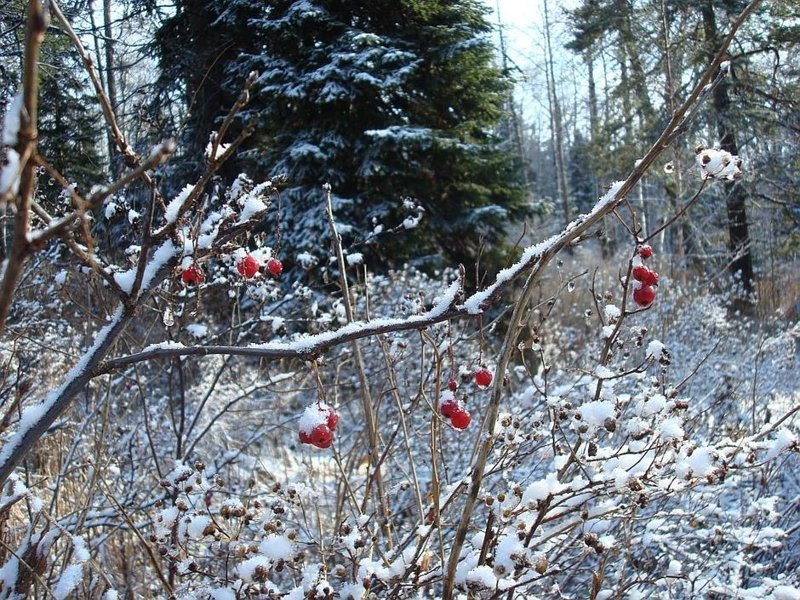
[157,0,527,272]
[0,1,105,207]
[37,46,106,207]
[567,129,596,215]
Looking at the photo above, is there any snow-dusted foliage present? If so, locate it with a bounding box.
[2,234,797,597]
[198,0,528,269]
[0,4,797,599]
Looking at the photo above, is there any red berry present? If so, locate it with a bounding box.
[326,407,339,431]
[633,285,656,307]
[637,245,654,259]
[447,378,458,392]
[632,266,650,282]
[632,266,659,286]
[474,368,492,388]
[309,424,333,449]
[299,429,312,444]
[267,258,283,277]
[440,398,458,418]
[181,265,204,286]
[450,407,471,430]
[642,270,659,286]
[236,255,259,278]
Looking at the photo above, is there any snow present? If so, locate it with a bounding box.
[0,305,124,474]
[579,400,615,428]
[339,583,365,600]
[297,251,318,268]
[156,505,179,538]
[208,587,236,600]
[495,535,524,574]
[0,556,18,595]
[205,135,232,160]
[248,276,460,355]
[142,341,185,352]
[366,126,432,142]
[466,565,498,589]
[676,446,717,479]
[185,324,208,338]
[298,403,331,433]
[180,514,212,540]
[697,148,741,180]
[764,428,796,461]
[53,563,84,599]
[658,417,685,441]
[113,268,136,293]
[72,535,90,562]
[141,240,178,293]
[402,214,421,229]
[1,92,22,145]
[646,340,666,361]
[637,394,668,418]
[773,586,800,600]
[667,559,682,576]
[259,534,295,561]
[164,184,195,224]
[604,305,621,321]
[346,252,364,266]
[522,473,565,507]
[0,149,21,196]
[236,181,272,224]
[594,365,614,380]
[112,240,176,294]
[238,555,270,582]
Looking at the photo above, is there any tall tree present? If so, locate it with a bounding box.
[156,0,527,273]
[700,0,755,296]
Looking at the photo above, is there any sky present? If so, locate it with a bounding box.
[484,0,582,128]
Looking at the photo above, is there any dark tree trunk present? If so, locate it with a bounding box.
[701,1,755,296]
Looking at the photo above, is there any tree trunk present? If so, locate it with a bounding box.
[543,0,571,228]
[701,1,755,297]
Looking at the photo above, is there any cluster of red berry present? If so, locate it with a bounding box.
[440,386,471,429]
[180,255,283,286]
[298,404,339,449]
[631,245,658,307]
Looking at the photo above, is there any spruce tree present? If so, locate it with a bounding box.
[157,0,527,272]
[37,47,105,207]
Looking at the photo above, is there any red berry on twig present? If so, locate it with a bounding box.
[642,270,659,286]
[475,368,492,388]
[310,424,333,449]
[267,258,283,277]
[181,265,204,286]
[632,266,659,286]
[236,255,259,278]
[633,285,656,307]
[637,245,654,259]
[450,407,471,430]
[440,398,458,418]
[632,266,649,281]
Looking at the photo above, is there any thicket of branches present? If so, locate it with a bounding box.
[0,1,797,599]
